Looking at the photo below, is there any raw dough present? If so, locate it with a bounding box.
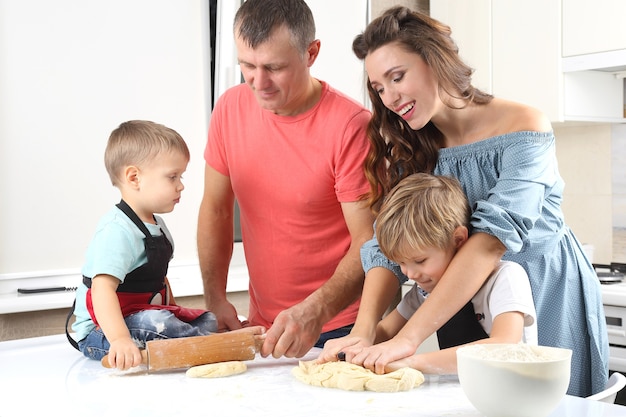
[292,360,424,392]
[186,361,247,378]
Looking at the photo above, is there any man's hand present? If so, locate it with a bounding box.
[210,299,243,332]
[260,303,323,359]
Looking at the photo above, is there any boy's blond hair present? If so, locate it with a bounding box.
[376,173,470,261]
[104,120,189,187]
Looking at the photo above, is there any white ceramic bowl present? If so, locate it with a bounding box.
[457,344,572,417]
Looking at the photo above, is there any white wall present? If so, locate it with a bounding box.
[0,1,211,277]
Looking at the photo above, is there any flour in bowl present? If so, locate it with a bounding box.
[462,344,563,362]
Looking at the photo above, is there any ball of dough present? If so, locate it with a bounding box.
[292,360,424,392]
[186,361,247,378]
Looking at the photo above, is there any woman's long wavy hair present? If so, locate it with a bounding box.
[353,6,493,212]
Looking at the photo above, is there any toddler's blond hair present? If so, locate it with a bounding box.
[104,120,189,187]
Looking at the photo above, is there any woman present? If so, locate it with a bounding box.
[319,6,608,397]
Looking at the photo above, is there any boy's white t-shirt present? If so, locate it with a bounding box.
[397,260,538,344]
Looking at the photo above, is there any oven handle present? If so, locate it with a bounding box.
[607,329,626,337]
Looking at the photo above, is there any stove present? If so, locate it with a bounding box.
[598,263,626,373]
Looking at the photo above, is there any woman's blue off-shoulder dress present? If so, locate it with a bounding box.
[361,131,609,397]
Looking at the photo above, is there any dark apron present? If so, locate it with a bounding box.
[66,200,206,350]
[436,301,489,349]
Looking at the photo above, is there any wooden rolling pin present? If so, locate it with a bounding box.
[101,332,264,372]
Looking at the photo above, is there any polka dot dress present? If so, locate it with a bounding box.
[434,131,608,397]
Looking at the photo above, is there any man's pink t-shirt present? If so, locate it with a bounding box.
[205,81,371,332]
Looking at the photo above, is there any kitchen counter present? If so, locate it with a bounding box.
[0,334,624,417]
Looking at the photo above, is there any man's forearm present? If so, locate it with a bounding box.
[303,243,366,325]
[197,211,234,308]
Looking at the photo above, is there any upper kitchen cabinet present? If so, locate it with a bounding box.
[430,0,626,124]
[561,0,626,122]
[562,0,626,57]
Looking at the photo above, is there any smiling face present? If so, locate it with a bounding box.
[365,42,441,130]
[132,150,188,222]
[236,25,317,116]
[395,242,457,293]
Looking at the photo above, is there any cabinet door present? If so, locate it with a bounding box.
[430,0,492,93]
[491,0,562,121]
[432,0,563,122]
[308,0,368,105]
[563,0,626,57]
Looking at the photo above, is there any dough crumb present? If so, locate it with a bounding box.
[186,361,247,378]
[292,360,424,392]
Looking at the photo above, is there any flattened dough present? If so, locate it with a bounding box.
[186,361,247,378]
[292,360,424,392]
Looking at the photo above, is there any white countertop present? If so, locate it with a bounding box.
[0,334,624,417]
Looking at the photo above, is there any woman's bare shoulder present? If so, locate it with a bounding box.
[492,98,552,133]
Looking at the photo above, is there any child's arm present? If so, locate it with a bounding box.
[385,311,525,374]
[165,277,177,306]
[374,309,408,344]
[91,274,143,370]
[316,267,399,363]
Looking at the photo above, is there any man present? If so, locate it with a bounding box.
[197,0,374,359]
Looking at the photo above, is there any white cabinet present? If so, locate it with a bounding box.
[563,70,625,122]
[430,0,626,124]
[562,0,626,57]
[490,1,561,122]
[428,0,492,93]
[430,0,562,121]
[561,0,626,122]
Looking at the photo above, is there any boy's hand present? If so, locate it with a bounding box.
[316,334,373,364]
[350,336,417,374]
[105,338,143,370]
